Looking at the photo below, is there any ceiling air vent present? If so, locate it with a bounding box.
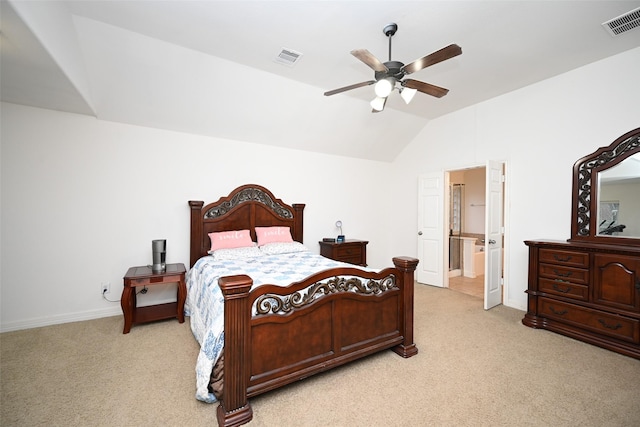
[602,7,640,36]
[274,48,303,67]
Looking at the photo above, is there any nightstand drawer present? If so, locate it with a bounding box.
[335,245,363,259]
[339,256,364,265]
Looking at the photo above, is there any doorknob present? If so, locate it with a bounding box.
[418,231,423,235]
[488,239,496,244]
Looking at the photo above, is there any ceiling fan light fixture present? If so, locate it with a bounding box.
[374,78,394,97]
[370,96,386,111]
[400,87,418,104]
[323,23,461,112]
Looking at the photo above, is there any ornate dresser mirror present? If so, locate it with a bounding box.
[523,127,640,360]
[570,127,640,247]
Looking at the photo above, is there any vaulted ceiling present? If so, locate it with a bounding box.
[2,1,639,161]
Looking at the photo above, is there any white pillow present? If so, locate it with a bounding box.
[209,245,263,260]
[259,241,309,255]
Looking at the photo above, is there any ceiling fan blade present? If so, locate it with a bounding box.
[401,44,462,75]
[403,79,449,98]
[351,49,388,72]
[324,80,375,96]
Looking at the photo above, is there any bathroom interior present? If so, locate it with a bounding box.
[448,167,486,299]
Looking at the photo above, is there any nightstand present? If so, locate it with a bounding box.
[121,263,187,334]
[319,239,368,266]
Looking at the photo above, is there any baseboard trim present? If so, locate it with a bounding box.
[0,306,122,333]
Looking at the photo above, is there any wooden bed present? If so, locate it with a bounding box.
[188,184,419,427]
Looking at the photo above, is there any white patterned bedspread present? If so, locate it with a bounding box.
[185,249,365,403]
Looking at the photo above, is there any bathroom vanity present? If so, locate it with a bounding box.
[523,127,640,359]
[461,236,484,278]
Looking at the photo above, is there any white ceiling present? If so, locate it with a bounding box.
[2,1,639,161]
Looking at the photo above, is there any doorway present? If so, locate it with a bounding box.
[447,167,486,299]
[417,161,505,309]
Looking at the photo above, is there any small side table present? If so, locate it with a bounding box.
[319,239,368,266]
[121,263,187,334]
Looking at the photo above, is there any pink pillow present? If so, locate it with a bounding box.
[255,226,293,246]
[208,229,253,251]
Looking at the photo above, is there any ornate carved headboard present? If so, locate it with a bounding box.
[188,184,305,267]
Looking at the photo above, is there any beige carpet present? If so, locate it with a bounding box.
[2,284,639,427]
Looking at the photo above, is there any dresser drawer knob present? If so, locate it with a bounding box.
[552,269,573,278]
[549,306,568,316]
[553,254,572,262]
[552,283,572,293]
[598,319,622,330]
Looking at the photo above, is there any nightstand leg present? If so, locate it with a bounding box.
[121,285,134,334]
[177,278,186,323]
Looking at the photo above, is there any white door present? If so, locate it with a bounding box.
[417,173,445,286]
[484,160,504,309]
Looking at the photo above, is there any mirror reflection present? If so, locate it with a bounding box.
[597,152,640,238]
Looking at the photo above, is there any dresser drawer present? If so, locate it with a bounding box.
[540,297,640,343]
[539,278,589,301]
[539,264,589,284]
[538,249,589,268]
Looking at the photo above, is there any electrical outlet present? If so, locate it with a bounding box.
[101,282,110,294]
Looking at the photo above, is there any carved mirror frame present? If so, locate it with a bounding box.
[570,127,640,247]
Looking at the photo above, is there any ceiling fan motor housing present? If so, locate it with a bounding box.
[375,60,405,83]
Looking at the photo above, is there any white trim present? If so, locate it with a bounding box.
[0,306,121,333]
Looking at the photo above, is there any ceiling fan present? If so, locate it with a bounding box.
[324,23,462,112]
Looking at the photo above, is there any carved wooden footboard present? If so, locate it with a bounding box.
[216,257,418,427]
[188,185,418,427]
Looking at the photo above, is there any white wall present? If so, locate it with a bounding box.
[2,47,639,331]
[0,104,395,331]
[390,47,640,310]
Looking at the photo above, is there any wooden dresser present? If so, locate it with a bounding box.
[523,240,640,359]
[522,127,640,359]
